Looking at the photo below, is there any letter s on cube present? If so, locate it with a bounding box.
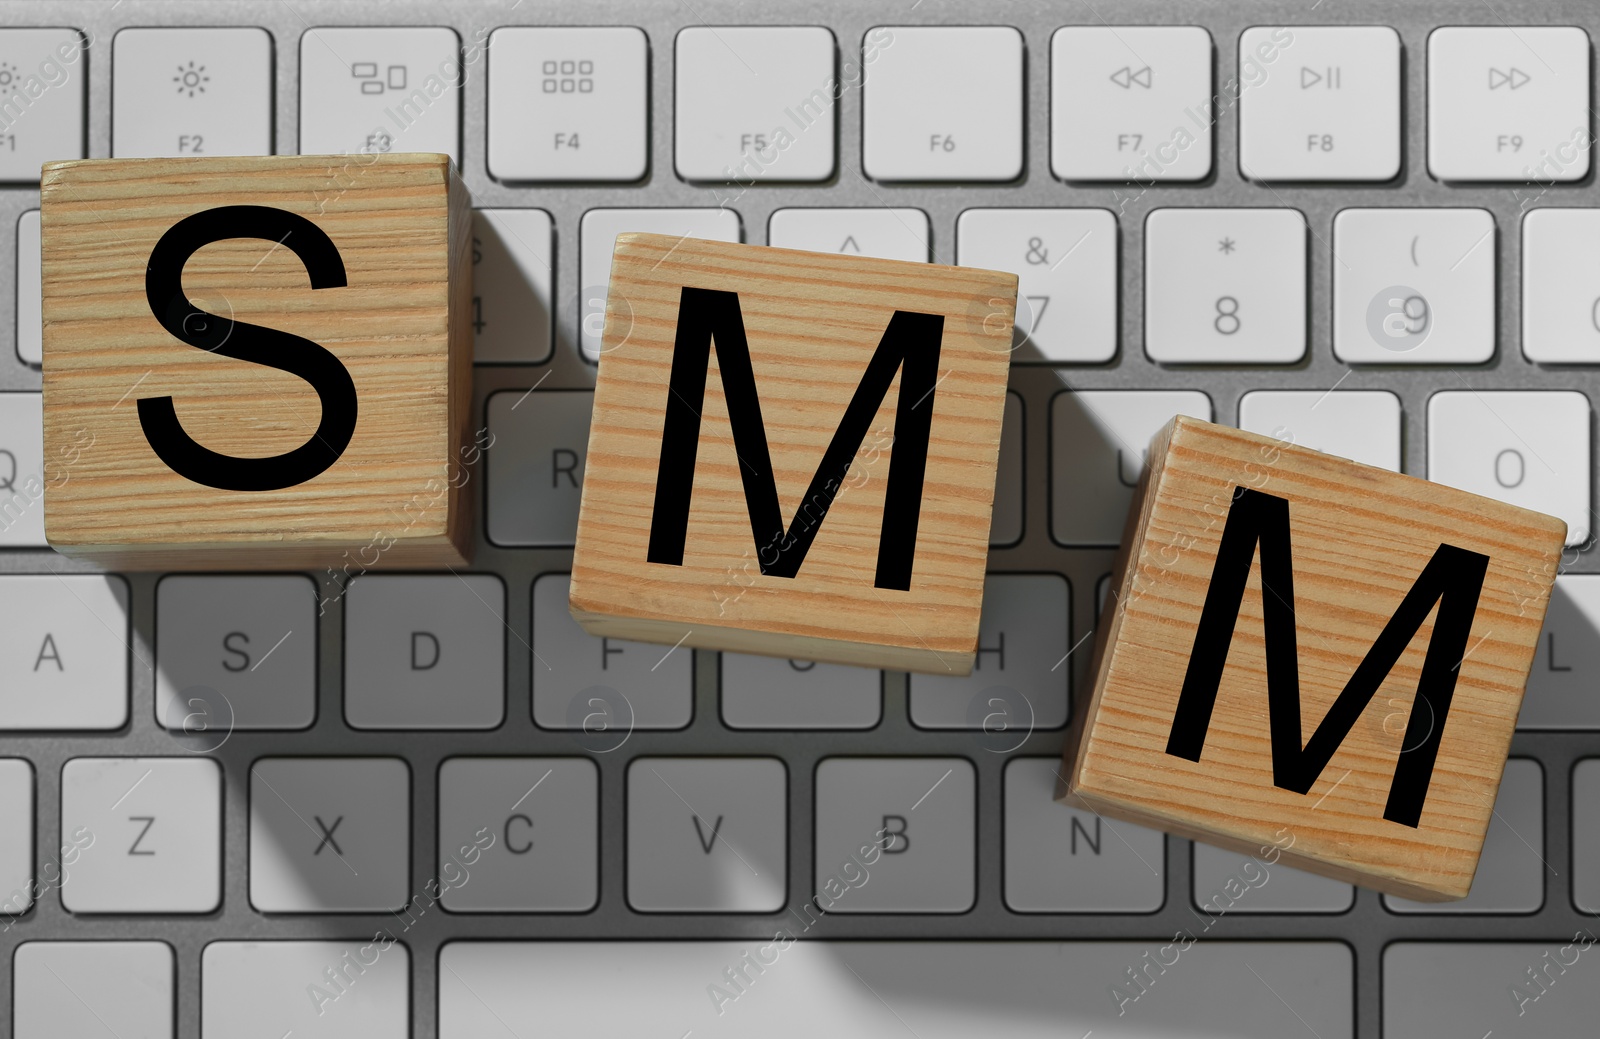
[39,154,474,569]
[1060,416,1564,902]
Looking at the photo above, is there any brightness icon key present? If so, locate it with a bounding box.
[112,27,271,158]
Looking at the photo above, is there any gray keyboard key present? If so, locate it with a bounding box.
[344,574,505,730]
[203,940,409,1039]
[911,573,1069,730]
[250,757,410,913]
[0,759,31,914]
[486,389,592,546]
[0,391,45,546]
[990,391,1023,547]
[472,208,554,363]
[1523,575,1600,728]
[1386,758,1545,913]
[0,575,129,731]
[1004,757,1164,912]
[1193,840,1352,913]
[1386,942,1600,1037]
[14,941,173,1039]
[1050,389,1211,546]
[156,574,317,731]
[628,757,786,912]
[439,940,1352,1037]
[437,757,598,912]
[720,653,880,729]
[814,758,974,912]
[532,573,692,733]
[60,757,222,913]
[1571,758,1600,912]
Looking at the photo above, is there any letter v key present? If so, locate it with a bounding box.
[693,814,724,854]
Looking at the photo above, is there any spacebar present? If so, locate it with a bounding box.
[439,940,1352,1037]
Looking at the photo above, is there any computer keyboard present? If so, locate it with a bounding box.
[2,0,1599,1035]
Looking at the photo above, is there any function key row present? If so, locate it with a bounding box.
[0,24,1584,182]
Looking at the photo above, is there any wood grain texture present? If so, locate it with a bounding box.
[1060,416,1565,901]
[569,234,1016,676]
[40,153,473,569]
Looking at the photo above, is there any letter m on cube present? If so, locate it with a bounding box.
[569,234,1016,676]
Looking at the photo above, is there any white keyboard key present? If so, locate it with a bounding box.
[0,391,46,546]
[156,574,317,731]
[487,26,647,182]
[956,208,1117,363]
[771,203,934,257]
[1525,577,1600,728]
[437,757,597,911]
[15,209,40,364]
[486,389,591,546]
[1389,942,1600,1036]
[768,206,928,261]
[1428,26,1590,182]
[676,27,835,182]
[0,759,31,913]
[1051,390,1212,546]
[629,757,787,912]
[473,208,553,363]
[1574,758,1600,911]
[440,941,1353,1037]
[1238,26,1401,181]
[1522,207,1600,363]
[579,207,741,361]
[1333,208,1496,364]
[991,391,1023,546]
[721,654,881,729]
[14,942,173,1039]
[1145,208,1306,363]
[344,574,503,729]
[863,26,1022,181]
[532,572,693,732]
[203,940,409,1039]
[1238,389,1402,471]
[60,757,221,913]
[1051,26,1213,181]
[814,758,974,912]
[911,574,1070,730]
[112,27,272,157]
[249,757,410,912]
[1427,390,1589,546]
[299,26,459,162]
[1387,758,1544,913]
[0,29,86,180]
[1192,841,1352,913]
[1004,758,1164,912]
[0,575,129,731]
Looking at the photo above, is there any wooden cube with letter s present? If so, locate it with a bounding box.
[569,235,1016,675]
[1061,416,1566,901]
[39,153,474,569]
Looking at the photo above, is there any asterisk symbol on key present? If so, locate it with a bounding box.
[1218,237,1236,255]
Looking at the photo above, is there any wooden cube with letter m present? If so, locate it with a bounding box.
[1061,416,1565,900]
[40,154,473,569]
[569,234,1016,675]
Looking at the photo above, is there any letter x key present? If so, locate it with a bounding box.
[314,814,344,856]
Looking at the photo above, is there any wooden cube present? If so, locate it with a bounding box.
[1061,416,1565,900]
[569,234,1016,675]
[40,154,473,569]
